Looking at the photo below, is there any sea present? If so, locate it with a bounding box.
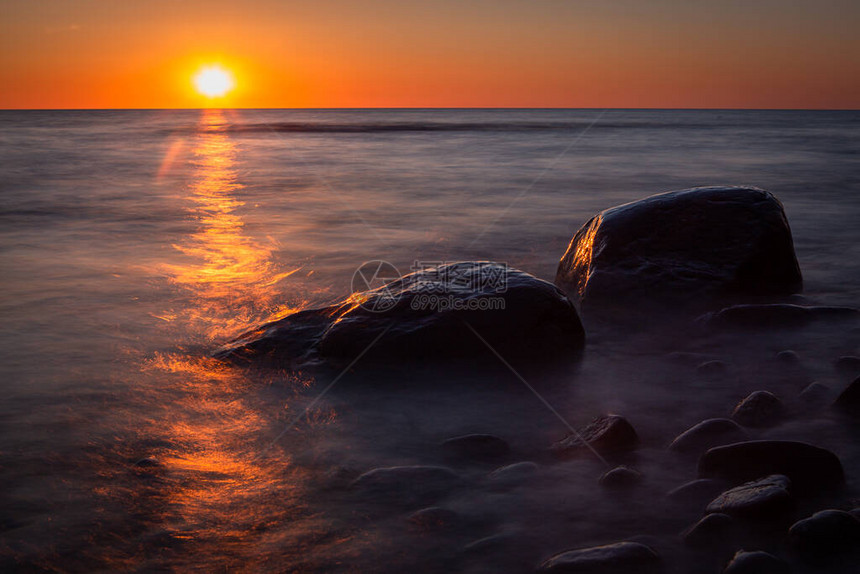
[1,109,859,572]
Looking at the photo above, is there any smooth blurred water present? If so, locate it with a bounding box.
[1,109,859,572]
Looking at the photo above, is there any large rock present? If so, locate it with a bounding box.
[555,186,802,309]
[215,262,585,371]
[705,475,793,519]
[668,418,748,455]
[698,441,844,494]
[789,509,860,561]
[537,541,660,573]
[551,414,638,458]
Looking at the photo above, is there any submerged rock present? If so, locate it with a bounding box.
[698,440,844,493]
[834,376,860,416]
[599,465,641,488]
[731,391,784,428]
[799,382,830,405]
[722,550,790,574]
[538,541,660,573]
[554,186,802,310]
[488,461,539,487]
[669,418,748,456]
[705,475,793,519]
[350,465,462,505]
[215,262,585,371]
[682,513,734,548]
[789,509,860,561]
[702,303,859,330]
[551,414,638,458]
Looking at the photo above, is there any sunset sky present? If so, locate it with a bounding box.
[2,0,858,109]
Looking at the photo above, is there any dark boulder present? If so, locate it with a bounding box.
[215,262,585,371]
[598,465,641,488]
[551,414,638,458]
[669,418,748,456]
[834,376,860,416]
[731,391,784,428]
[698,441,844,494]
[350,465,462,505]
[722,550,790,574]
[789,509,860,561]
[555,186,802,310]
[441,434,511,464]
[682,513,735,548]
[537,541,660,573]
[705,475,793,519]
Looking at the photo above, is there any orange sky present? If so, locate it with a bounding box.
[1,0,858,109]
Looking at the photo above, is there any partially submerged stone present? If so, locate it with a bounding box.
[669,418,748,456]
[682,513,734,548]
[723,550,790,574]
[552,414,638,458]
[789,509,860,561]
[216,262,585,371]
[537,541,660,573]
[705,475,793,519]
[598,465,641,488]
[698,440,844,494]
[555,186,802,310]
[731,391,784,428]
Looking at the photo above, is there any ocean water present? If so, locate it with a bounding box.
[1,109,859,572]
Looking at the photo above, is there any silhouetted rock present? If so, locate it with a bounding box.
[834,376,860,416]
[698,441,844,493]
[216,262,585,371]
[789,509,860,561]
[799,382,830,405]
[722,550,790,574]
[555,186,802,310]
[705,475,793,519]
[776,350,800,364]
[669,418,748,455]
[537,541,660,573]
[599,465,641,488]
[682,513,734,548]
[731,391,784,428]
[702,303,858,330]
[551,414,638,458]
[488,461,539,487]
[442,434,510,463]
[351,465,461,505]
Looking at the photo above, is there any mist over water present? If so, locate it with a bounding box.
[1,109,859,572]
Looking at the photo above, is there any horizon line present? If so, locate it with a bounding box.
[2,106,859,112]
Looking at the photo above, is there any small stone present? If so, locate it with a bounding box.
[441,434,511,463]
[408,507,459,532]
[776,350,800,364]
[834,376,860,416]
[351,465,461,505]
[669,418,748,455]
[799,382,830,405]
[551,414,638,458]
[667,479,727,505]
[599,466,642,488]
[488,461,539,487]
[723,550,790,574]
[835,356,860,377]
[706,475,793,519]
[537,541,660,573]
[697,360,728,376]
[698,440,844,494]
[731,391,784,428]
[682,513,734,548]
[789,509,860,560]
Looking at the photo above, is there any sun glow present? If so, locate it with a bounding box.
[193,65,235,98]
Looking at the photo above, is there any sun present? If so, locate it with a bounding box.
[193,65,235,98]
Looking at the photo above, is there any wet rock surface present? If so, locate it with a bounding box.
[537,541,660,573]
[705,475,793,519]
[551,414,638,458]
[722,550,790,574]
[789,509,860,561]
[731,391,784,428]
[215,262,585,371]
[669,418,748,455]
[698,440,845,493]
[555,186,802,309]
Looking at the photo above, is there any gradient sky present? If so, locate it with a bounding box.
[1,0,858,109]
